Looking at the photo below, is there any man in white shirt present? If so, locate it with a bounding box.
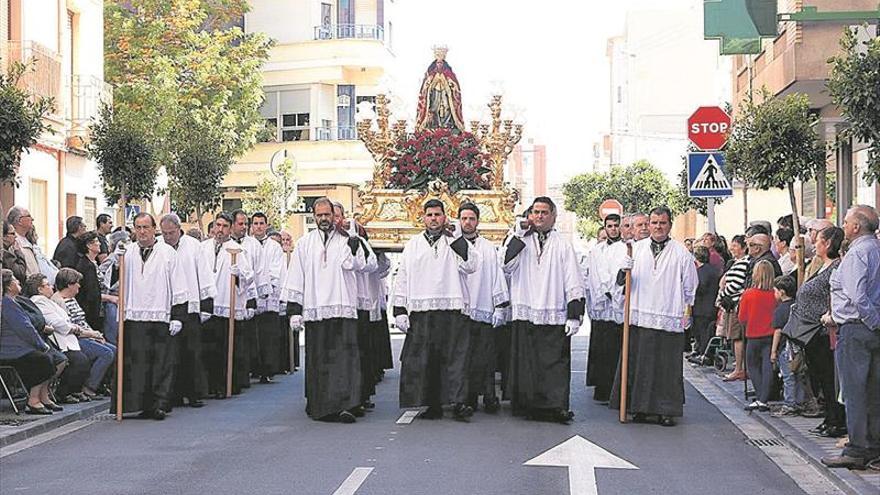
[393,199,478,421]
[250,212,285,384]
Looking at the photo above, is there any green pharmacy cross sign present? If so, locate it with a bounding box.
[704,1,880,55]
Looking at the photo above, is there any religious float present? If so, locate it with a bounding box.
[357,47,522,249]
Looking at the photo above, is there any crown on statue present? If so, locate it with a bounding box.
[432,45,448,61]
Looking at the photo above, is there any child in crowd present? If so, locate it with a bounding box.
[769,276,817,417]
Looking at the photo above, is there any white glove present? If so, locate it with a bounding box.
[246,308,255,320]
[347,218,359,238]
[289,315,304,330]
[395,314,410,333]
[492,308,506,328]
[199,312,211,323]
[565,319,581,337]
[449,220,462,239]
[230,264,241,276]
[169,320,183,336]
[621,255,634,271]
[114,242,126,257]
[513,216,529,238]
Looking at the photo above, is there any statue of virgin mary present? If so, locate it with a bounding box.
[414,46,466,133]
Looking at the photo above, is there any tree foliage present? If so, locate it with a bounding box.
[104,0,273,205]
[0,61,54,184]
[89,104,158,206]
[242,158,299,230]
[828,26,880,185]
[562,160,682,223]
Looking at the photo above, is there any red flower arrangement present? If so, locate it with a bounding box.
[387,128,490,193]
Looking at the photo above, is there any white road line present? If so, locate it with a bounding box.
[331,467,374,495]
[396,410,419,424]
[0,419,94,459]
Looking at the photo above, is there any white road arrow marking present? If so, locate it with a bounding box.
[524,435,638,495]
[332,467,373,495]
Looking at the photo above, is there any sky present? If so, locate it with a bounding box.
[388,0,700,185]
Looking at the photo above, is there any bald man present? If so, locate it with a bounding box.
[746,233,782,283]
[823,205,880,469]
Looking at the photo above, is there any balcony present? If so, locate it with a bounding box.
[68,75,113,151]
[264,123,358,143]
[2,41,62,109]
[313,24,385,42]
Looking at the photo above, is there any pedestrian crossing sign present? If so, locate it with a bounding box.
[688,152,733,198]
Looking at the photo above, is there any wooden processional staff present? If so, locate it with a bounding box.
[619,242,633,423]
[226,247,241,398]
[115,249,126,421]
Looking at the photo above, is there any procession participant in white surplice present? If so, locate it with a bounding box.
[198,212,255,398]
[503,197,585,424]
[457,202,508,413]
[393,199,479,421]
[611,206,698,427]
[283,198,370,423]
[249,212,285,383]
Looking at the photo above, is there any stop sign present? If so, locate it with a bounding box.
[598,199,623,219]
[688,106,731,151]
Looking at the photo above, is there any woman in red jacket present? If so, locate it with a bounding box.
[738,260,779,411]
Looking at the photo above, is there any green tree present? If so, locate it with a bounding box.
[0,61,54,184]
[104,0,273,205]
[166,122,233,232]
[89,104,158,211]
[242,158,298,230]
[726,90,826,284]
[563,160,681,223]
[828,26,880,185]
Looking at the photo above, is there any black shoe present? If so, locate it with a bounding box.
[483,397,501,414]
[818,425,847,438]
[349,406,366,418]
[453,404,474,422]
[259,376,274,384]
[25,404,52,415]
[362,400,375,410]
[631,413,650,423]
[189,399,205,408]
[334,411,356,424]
[74,392,91,402]
[809,422,828,435]
[821,455,866,470]
[419,406,443,420]
[137,410,154,419]
[213,392,227,400]
[43,402,63,412]
[153,409,167,420]
[552,409,574,424]
[61,394,81,404]
[659,416,676,427]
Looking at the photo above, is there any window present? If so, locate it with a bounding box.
[222,198,242,212]
[29,179,48,253]
[66,193,77,219]
[262,89,311,141]
[84,197,96,229]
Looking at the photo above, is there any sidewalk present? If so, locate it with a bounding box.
[685,364,880,495]
[0,398,109,449]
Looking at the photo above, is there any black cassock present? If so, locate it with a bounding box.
[506,321,571,413]
[610,325,685,417]
[303,318,362,419]
[371,310,394,373]
[467,319,497,399]
[399,310,471,408]
[113,320,177,414]
[173,312,206,404]
[586,319,622,402]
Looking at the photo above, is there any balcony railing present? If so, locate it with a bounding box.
[71,75,113,126]
[2,41,62,106]
[264,125,359,143]
[313,24,385,41]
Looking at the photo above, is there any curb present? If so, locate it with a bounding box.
[687,367,879,495]
[0,399,109,449]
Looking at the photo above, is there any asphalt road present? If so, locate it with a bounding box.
[0,335,808,495]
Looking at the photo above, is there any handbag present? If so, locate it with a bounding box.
[784,339,807,374]
[781,303,823,347]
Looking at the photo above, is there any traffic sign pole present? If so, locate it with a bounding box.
[707,198,716,233]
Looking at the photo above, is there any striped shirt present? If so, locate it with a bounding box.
[60,296,94,332]
[719,256,750,304]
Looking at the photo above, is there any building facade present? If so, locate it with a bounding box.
[1,0,112,254]
[225,0,395,238]
[730,0,880,221]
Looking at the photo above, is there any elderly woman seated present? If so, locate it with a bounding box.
[50,268,116,400]
[24,273,94,404]
[0,269,62,414]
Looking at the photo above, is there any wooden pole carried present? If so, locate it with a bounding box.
[115,250,126,421]
[619,242,633,424]
[226,248,241,398]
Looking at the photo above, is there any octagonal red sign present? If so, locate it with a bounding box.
[688,106,731,151]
